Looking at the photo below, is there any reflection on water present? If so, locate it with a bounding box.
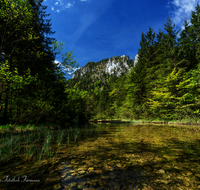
[57,123,200,190]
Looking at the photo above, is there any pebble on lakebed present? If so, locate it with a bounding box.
[56,157,198,190]
[57,158,152,190]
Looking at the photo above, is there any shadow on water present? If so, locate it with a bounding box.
[1,123,200,189]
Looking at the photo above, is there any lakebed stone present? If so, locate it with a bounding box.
[78,170,86,174]
[88,167,94,171]
[57,156,196,190]
[158,169,165,174]
[58,160,151,189]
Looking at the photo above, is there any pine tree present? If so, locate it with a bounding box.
[127,32,148,118]
[0,0,40,124]
[188,2,200,66]
[159,17,181,74]
[176,20,194,71]
[0,0,70,126]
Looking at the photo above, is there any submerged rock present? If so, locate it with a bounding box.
[158,169,165,174]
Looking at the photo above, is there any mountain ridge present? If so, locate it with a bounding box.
[72,54,139,79]
[67,54,139,92]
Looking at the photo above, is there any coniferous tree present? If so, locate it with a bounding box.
[152,28,165,73]
[0,0,41,124]
[128,32,148,118]
[0,0,76,126]
[188,2,200,66]
[176,20,194,71]
[159,17,181,75]
[12,0,59,126]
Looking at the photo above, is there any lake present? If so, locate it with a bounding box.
[1,122,200,190]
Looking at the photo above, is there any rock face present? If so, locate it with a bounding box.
[134,54,139,67]
[69,54,140,91]
[105,55,130,76]
[72,55,136,80]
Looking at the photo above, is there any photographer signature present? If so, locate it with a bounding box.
[0,175,40,182]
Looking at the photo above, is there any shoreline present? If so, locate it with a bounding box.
[89,119,200,126]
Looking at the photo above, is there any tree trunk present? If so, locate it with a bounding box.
[3,46,14,125]
[3,84,9,124]
[0,81,3,115]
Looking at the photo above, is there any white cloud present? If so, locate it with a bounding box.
[166,0,200,38]
[168,0,200,28]
[65,2,73,8]
[71,0,117,45]
[45,0,90,13]
[50,0,75,12]
[54,60,60,65]
[58,0,64,6]
[54,60,79,73]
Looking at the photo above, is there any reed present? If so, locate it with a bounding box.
[0,123,101,176]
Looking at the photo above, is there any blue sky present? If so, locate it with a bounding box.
[41,0,200,79]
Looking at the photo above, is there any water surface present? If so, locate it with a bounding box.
[2,123,200,190]
[56,123,200,190]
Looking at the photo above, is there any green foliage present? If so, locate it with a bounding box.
[0,0,79,127]
[64,83,90,123]
[52,39,79,79]
[94,80,101,87]
[1,1,200,126]
[0,60,38,90]
[0,0,39,53]
[74,3,200,122]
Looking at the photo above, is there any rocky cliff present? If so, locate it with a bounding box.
[67,54,138,91]
[72,54,139,80]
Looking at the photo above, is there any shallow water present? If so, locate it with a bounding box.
[1,123,200,190]
[56,123,200,190]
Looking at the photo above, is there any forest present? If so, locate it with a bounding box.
[1,0,200,129]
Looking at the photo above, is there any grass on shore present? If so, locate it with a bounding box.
[0,123,99,175]
[89,117,200,125]
[138,118,200,124]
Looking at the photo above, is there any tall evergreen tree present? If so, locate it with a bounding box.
[160,17,181,74]
[0,0,40,124]
[188,2,200,66]
[0,0,69,126]
[176,19,194,71]
[128,32,148,118]
[153,28,165,71]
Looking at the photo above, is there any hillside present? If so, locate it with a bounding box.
[67,54,138,92]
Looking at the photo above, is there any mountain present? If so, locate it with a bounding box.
[67,54,138,92]
[72,54,139,79]
[134,54,139,67]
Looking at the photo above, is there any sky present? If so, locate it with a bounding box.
[41,0,200,79]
